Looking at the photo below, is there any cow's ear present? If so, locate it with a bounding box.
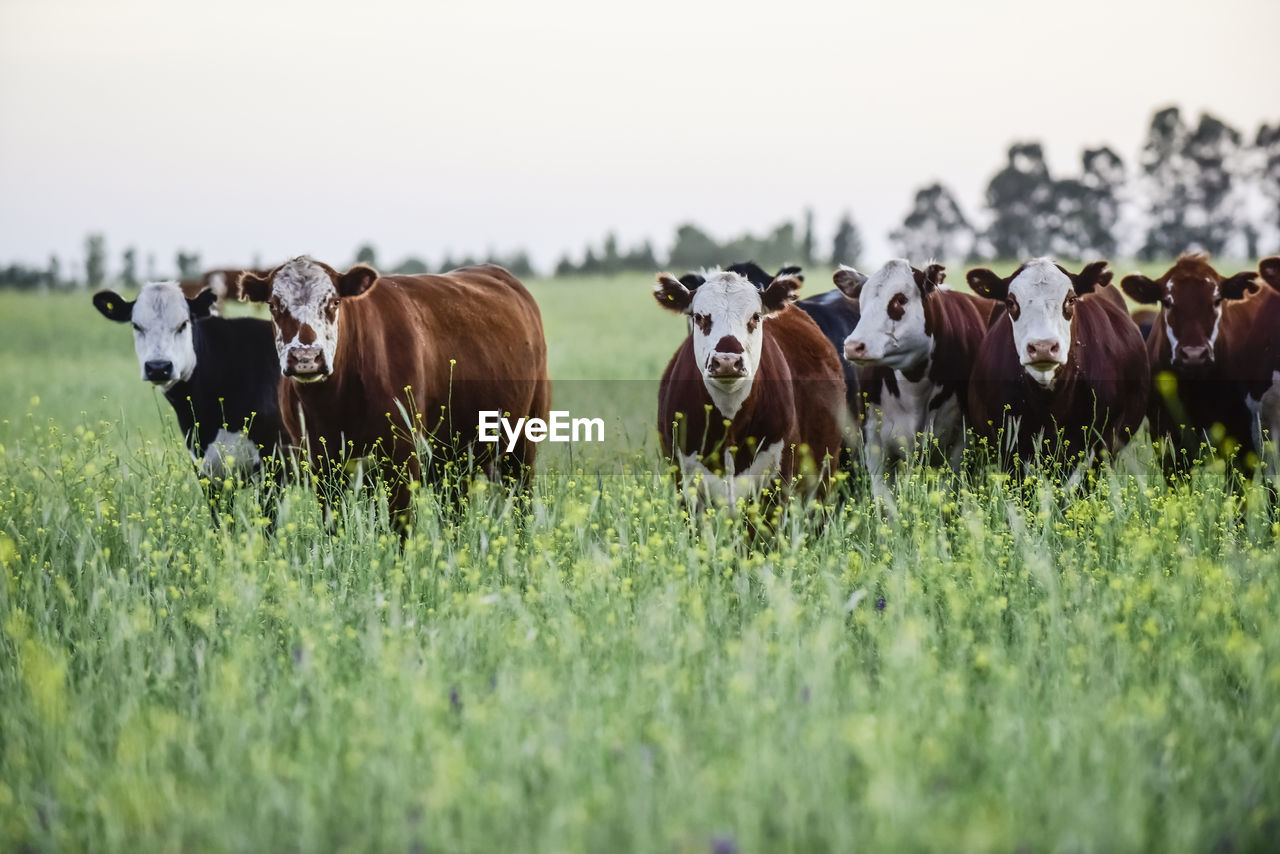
[761,274,801,315]
[238,269,274,303]
[1072,261,1112,295]
[1259,257,1280,291]
[1220,270,1258,300]
[678,273,705,291]
[93,290,134,322]
[776,265,804,283]
[654,274,693,313]
[914,263,946,295]
[338,264,378,298]
[1120,273,1162,304]
[966,268,1007,301]
[188,288,218,318]
[832,265,867,300]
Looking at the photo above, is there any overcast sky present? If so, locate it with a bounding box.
[2,0,1277,277]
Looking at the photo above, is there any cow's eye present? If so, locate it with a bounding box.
[1005,296,1020,321]
[751,313,761,324]
[1161,296,1173,309]
[131,323,142,333]
[178,320,188,333]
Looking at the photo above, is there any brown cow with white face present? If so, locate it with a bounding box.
[240,256,549,530]
[654,268,845,514]
[967,258,1148,479]
[1120,252,1265,467]
[833,259,993,500]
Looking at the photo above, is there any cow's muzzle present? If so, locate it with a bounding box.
[144,360,173,384]
[1173,345,1213,369]
[706,352,747,380]
[285,347,329,381]
[1024,339,1064,370]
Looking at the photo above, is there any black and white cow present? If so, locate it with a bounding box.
[833,260,992,499]
[93,282,286,486]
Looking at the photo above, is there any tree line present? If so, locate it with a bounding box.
[3,104,1276,291]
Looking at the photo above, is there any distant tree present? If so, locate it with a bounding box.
[354,243,378,268]
[47,255,61,289]
[1138,106,1194,259]
[1183,114,1244,255]
[667,223,721,270]
[391,257,430,275]
[0,264,45,290]
[890,183,974,261]
[175,251,201,279]
[830,212,863,267]
[121,247,139,289]
[601,233,621,275]
[84,233,106,290]
[1256,122,1280,252]
[1078,147,1125,257]
[984,142,1056,258]
[146,253,157,280]
[624,240,659,271]
[801,208,816,265]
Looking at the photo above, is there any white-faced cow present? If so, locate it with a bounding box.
[654,267,845,514]
[93,282,285,496]
[1244,256,1280,473]
[966,259,1148,478]
[1120,252,1268,468]
[239,257,549,531]
[832,260,993,498]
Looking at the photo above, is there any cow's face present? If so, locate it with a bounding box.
[836,260,943,371]
[968,259,1110,389]
[654,268,800,391]
[240,257,377,382]
[1122,256,1258,370]
[93,283,216,390]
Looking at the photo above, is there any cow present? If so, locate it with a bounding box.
[832,259,992,499]
[966,259,1148,480]
[92,282,286,514]
[1244,256,1280,476]
[238,257,549,532]
[653,267,846,517]
[177,268,271,315]
[1119,252,1266,469]
[678,261,862,429]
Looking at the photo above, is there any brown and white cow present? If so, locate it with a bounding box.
[1244,256,1280,472]
[1120,252,1267,467]
[240,257,549,529]
[833,259,993,499]
[967,258,1148,478]
[654,268,845,512]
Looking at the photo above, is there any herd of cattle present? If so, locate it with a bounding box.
[90,252,1280,530]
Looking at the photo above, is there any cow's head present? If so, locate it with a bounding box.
[835,260,945,371]
[1120,253,1257,370]
[93,283,217,390]
[1256,256,1280,293]
[967,258,1111,388]
[239,256,377,382]
[654,267,800,390]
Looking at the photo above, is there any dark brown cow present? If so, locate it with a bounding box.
[178,268,270,315]
[1120,252,1266,466]
[832,259,994,499]
[967,258,1148,477]
[240,257,549,529]
[1244,257,1280,466]
[654,267,845,512]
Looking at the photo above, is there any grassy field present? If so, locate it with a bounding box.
[2,268,1279,852]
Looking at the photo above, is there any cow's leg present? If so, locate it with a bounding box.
[862,406,893,504]
[1254,372,1280,493]
[499,379,551,491]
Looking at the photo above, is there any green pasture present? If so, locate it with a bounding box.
[1,266,1278,852]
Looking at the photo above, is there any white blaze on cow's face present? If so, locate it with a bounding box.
[128,283,199,390]
[1005,259,1078,388]
[842,260,932,371]
[264,258,342,382]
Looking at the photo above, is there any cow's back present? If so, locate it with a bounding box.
[766,306,846,467]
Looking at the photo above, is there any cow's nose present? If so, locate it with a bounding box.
[707,352,746,377]
[286,347,327,376]
[1176,345,1212,366]
[144,360,173,382]
[1026,339,1061,363]
[844,339,868,361]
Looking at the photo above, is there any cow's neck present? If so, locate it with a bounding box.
[703,375,756,421]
